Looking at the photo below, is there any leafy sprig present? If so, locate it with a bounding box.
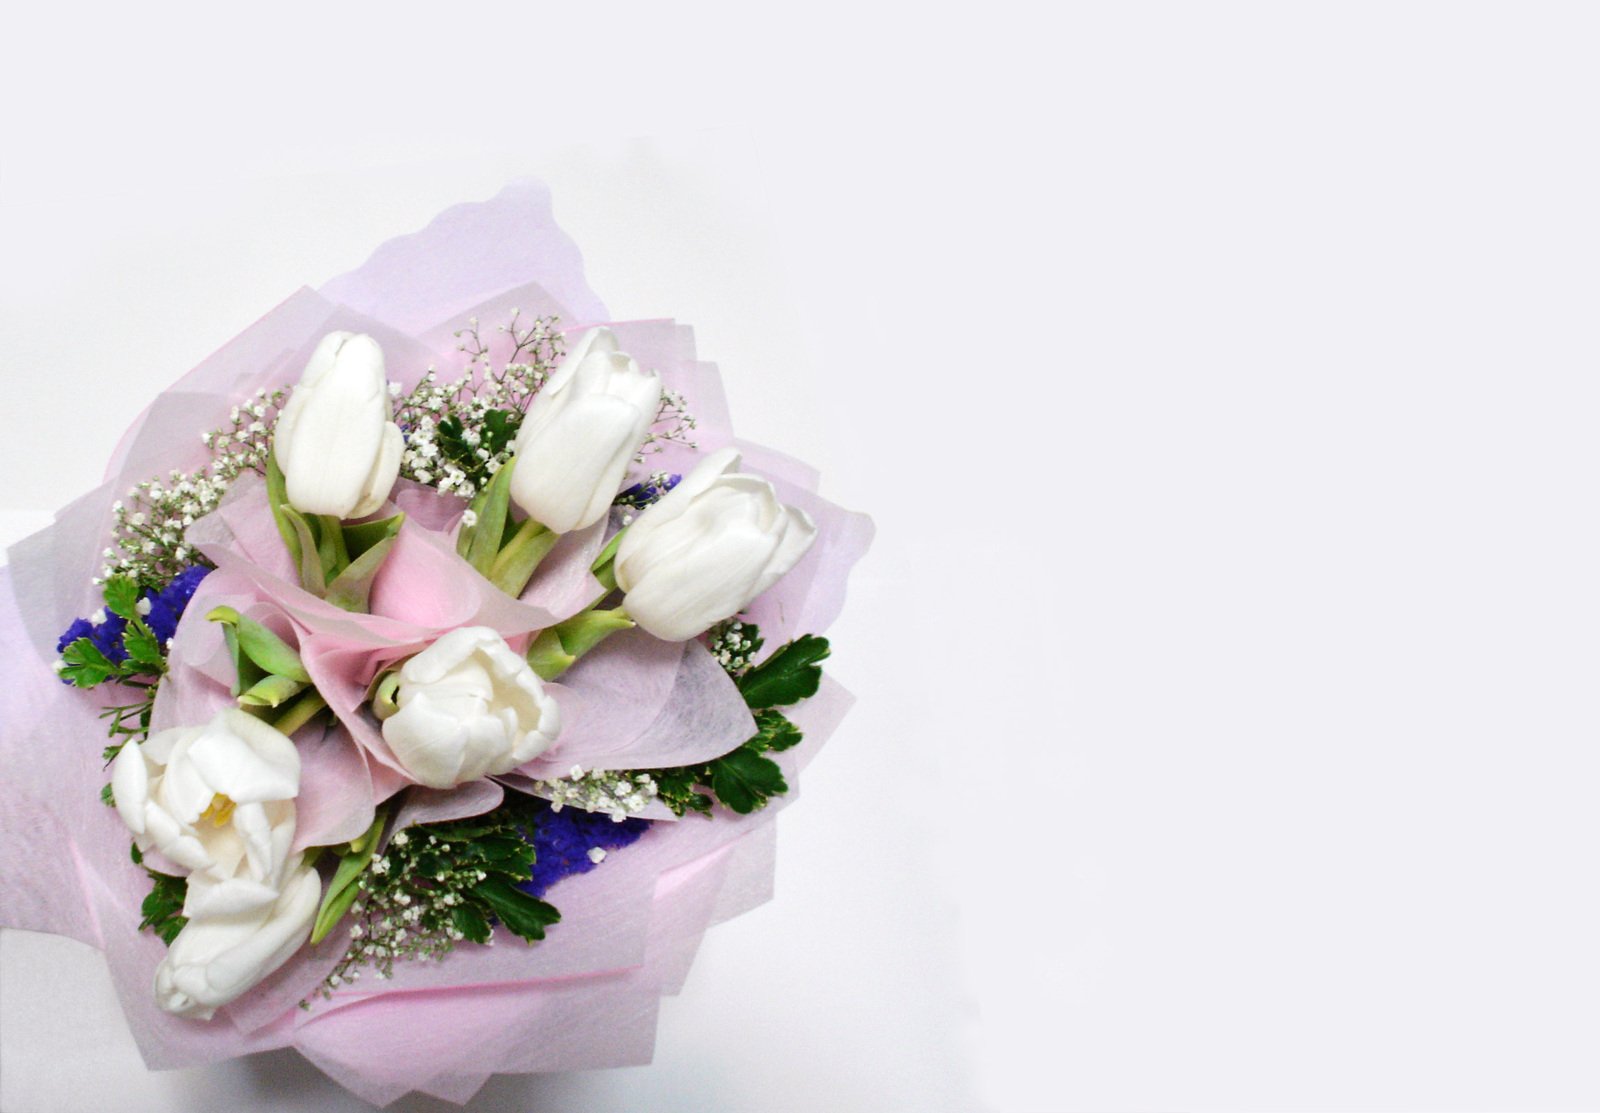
[649,628,827,817]
[131,845,188,946]
[312,796,561,999]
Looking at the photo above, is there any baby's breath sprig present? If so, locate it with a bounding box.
[102,387,287,587]
[392,310,565,498]
[639,389,698,459]
[529,765,661,821]
[706,619,764,676]
[309,808,560,1002]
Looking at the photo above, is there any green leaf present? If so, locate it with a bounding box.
[60,637,114,688]
[102,577,141,620]
[282,507,327,596]
[237,673,308,709]
[343,513,406,561]
[735,635,830,709]
[751,708,803,753]
[310,812,387,945]
[122,623,164,670]
[654,770,713,817]
[450,903,491,945]
[324,515,404,612]
[206,606,311,683]
[458,462,515,577]
[266,450,304,571]
[138,871,189,946]
[316,514,351,583]
[101,783,116,808]
[473,877,560,943]
[706,747,788,815]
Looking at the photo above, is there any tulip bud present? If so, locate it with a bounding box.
[273,332,404,519]
[154,861,321,1019]
[508,327,662,533]
[615,448,817,642]
[381,626,562,788]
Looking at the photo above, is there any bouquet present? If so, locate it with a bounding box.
[0,182,871,1105]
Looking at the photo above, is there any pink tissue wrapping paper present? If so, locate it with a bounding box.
[0,181,874,1107]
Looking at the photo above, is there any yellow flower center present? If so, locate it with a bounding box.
[200,793,237,827]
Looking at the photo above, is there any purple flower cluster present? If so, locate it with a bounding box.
[519,801,651,899]
[613,473,682,512]
[56,565,212,671]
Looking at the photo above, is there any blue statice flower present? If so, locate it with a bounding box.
[55,613,128,664]
[143,564,212,645]
[55,564,212,682]
[518,800,651,899]
[614,472,681,512]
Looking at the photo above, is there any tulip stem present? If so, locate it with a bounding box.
[270,690,328,738]
[527,606,634,681]
[316,515,351,581]
[488,518,559,598]
[587,527,626,606]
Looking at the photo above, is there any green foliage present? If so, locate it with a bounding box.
[57,577,170,690]
[59,638,115,688]
[474,877,561,943]
[648,629,830,817]
[651,707,805,817]
[316,796,562,996]
[736,635,831,709]
[138,870,188,946]
[436,409,522,492]
[101,577,142,621]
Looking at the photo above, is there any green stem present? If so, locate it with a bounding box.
[488,518,559,597]
[526,628,575,681]
[316,514,350,581]
[527,606,634,681]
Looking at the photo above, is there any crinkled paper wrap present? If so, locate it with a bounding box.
[0,181,873,1106]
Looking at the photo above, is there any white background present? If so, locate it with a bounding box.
[6,3,1600,1111]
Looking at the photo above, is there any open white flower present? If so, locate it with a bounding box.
[273,331,404,518]
[112,708,302,916]
[509,327,662,533]
[110,707,316,1016]
[615,448,817,641]
[381,626,562,788]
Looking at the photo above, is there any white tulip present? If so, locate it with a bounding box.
[509,327,662,533]
[110,708,317,1017]
[112,708,303,916]
[614,448,817,642]
[153,860,321,1019]
[273,331,404,518]
[381,626,562,788]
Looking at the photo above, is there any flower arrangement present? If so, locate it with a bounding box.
[0,182,871,1105]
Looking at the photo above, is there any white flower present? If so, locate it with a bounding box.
[615,448,817,642]
[381,626,562,788]
[273,332,404,518]
[110,708,316,1017]
[153,861,321,1020]
[112,708,302,915]
[508,327,662,533]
